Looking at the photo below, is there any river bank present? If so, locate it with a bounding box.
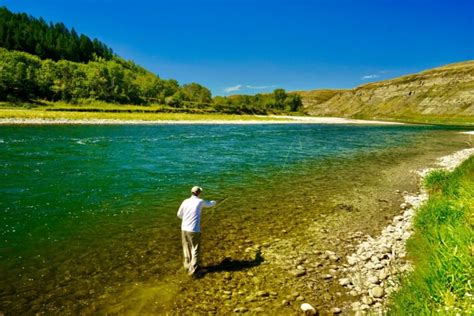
[0,116,405,125]
[163,139,473,315]
[337,147,474,314]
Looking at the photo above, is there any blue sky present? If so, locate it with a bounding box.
[2,0,473,96]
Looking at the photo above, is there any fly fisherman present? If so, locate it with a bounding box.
[177,186,216,277]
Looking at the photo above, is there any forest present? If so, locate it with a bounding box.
[0,7,302,114]
[0,7,113,62]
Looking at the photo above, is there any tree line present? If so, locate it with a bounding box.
[0,7,113,63]
[0,48,302,113]
[0,6,302,114]
[0,48,211,105]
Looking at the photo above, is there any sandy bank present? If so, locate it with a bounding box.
[0,116,405,125]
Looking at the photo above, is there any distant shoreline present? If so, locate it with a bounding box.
[0,116,406,125]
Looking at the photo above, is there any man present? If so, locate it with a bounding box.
[177,186,216,276]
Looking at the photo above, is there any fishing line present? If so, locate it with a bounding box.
[279,136,303,173]
[201,197,229,227]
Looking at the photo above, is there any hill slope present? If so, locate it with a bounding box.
[299,61,474,121]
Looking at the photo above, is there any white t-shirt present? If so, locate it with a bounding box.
[177,195,216,233]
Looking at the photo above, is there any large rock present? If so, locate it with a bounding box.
[300,303,317,315]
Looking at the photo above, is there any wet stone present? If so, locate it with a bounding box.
[300,303,317,315]
[256,291,269,297]
[234,307,248,313]
[291,269,306,277]
[329,255,339,261]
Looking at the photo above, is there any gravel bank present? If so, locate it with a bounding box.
[338,147,474,314]
[0,116,405,125]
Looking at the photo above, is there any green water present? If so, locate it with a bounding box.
[0,124,470,314]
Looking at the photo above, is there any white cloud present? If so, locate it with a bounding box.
[223,84,243,93]
[361,70,392,80]
[245,85,277,90]
[223,84,278,93]
[361,74,380,80]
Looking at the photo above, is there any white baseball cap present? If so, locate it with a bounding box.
[191,186,202,193]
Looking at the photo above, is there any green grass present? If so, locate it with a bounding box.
[0,101,285,121]
[389,157,474,315]
[351,114,474,126]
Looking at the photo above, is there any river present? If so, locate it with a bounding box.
[0,124,470,314]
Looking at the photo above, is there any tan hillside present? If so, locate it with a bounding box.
[298,60,474,121]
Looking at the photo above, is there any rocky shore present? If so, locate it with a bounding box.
[336,147,474,315]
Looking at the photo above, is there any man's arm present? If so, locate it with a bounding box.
[177,202,184,219]
[202,200,216,208]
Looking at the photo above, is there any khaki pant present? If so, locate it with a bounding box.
[181,231,201,275]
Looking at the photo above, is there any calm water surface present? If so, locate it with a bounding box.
[0,124,469,314]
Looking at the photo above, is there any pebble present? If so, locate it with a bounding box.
[362,296,374,305]
[256,290,269,297]
[300,303,317,315]
[322,274,333,279]
[281,299,290,306]
[329,255,340,261]
[379,271,388,280]
[367,276,379,284]
[338,278,351,286]
[325,250,336,256]
[251,277,261,284]
[331,307,342,314]
[234,307,248,313]
[291,269,306,277]
[371,286,384,298]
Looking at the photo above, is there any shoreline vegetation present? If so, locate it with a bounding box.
[0,101,472,126]
[338,148,474,314]
[0,112,407,125]
[389,152,474,314]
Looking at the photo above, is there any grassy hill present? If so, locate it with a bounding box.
[298,60,474,125]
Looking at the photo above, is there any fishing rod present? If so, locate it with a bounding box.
[201,197,229,227]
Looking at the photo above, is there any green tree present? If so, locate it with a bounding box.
[284,94,302,112]
[182,82,212,103]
